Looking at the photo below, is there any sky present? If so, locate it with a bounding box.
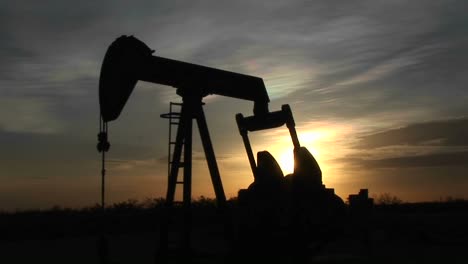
[1,0,467,210]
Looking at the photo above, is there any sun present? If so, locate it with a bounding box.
[255,124,333,177]
[278,149,294,175]
[276,147,320,175]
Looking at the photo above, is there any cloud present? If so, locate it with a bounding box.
[355,118,468,149]
[339,151,468,169]
[0,96,65,134]
[337,118,468,170]
[3,0,468,126]
[2,0,468,207]
[0,129,159,163]
[272,0,468,122]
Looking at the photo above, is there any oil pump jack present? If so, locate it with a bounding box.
[97,35,344,259]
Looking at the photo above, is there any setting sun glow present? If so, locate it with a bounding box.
[278,150,294,174]
[268,126,334,176]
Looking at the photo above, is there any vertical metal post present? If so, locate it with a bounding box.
[101,150,106,209]
[182,99,193,252]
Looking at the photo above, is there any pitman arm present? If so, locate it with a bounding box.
[236,104,301,179]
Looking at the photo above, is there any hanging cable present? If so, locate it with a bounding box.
[97,114,110,264]
[97,118,110,208]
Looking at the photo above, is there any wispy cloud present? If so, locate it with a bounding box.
[1,0,468,207]
[0,96,64,134]
[355,118,468,149]
[337,151,468,169]
[334,118,468,172]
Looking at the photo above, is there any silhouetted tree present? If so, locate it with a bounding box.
[374,193,402,205]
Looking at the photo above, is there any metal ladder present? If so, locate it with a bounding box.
[158,99,230,261]
[161,102,184,192]
[159,101,189,259]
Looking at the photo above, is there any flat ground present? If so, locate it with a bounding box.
[1,204,467,263]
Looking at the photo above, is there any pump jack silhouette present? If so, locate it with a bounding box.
[97,35,344,262]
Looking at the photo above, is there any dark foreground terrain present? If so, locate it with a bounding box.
[1,199,467,264]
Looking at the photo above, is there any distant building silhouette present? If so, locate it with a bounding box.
[348,189,374,212]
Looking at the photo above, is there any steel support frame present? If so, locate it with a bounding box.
[158,95,227,257]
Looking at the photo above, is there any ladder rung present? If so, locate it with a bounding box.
[171,102,183,106]
[176,181,184,184]
[170,122,179,125]
[160,112,181,119]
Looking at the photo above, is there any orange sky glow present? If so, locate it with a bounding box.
[1,1,468,211]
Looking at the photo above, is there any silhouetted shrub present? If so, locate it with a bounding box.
[374,193,402,205]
